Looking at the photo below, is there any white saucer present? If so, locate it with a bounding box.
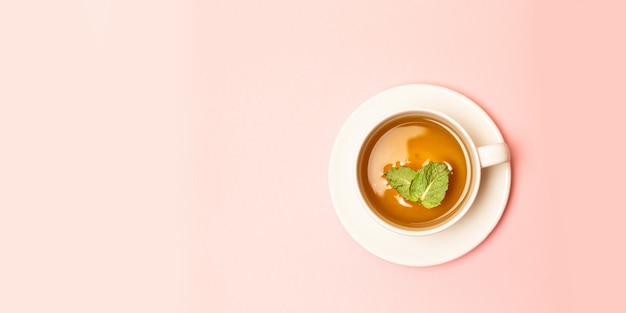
[329,84,511,266]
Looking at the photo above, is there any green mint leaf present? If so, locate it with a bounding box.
[384,167,418,201]
[409,162,451,209]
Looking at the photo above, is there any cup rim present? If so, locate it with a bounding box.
[354,107,482,236]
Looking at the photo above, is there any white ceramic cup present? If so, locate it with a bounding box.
[356,108,509,236]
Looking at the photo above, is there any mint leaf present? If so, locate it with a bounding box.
[409,162,451,209]
[384,167,417,201]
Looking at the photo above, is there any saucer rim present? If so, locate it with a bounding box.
[328,83,511,266]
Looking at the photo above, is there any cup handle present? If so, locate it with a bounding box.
[477,143,510,168]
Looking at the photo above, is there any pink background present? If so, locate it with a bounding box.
[1,0,624,312]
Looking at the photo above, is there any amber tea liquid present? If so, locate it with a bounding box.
[357,114,472,229]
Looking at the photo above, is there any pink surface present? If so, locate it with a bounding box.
[1,0,625,312]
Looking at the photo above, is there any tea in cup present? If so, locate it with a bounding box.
[356,108,509,236]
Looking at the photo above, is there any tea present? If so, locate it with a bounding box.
[357,114,472,229]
